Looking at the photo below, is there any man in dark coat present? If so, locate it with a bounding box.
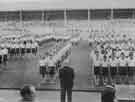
[101,84,116,102]
[59,60,75,102]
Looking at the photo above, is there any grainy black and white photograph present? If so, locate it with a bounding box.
[0,0,134,102]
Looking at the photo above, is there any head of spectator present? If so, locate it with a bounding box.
[20,85,36,102]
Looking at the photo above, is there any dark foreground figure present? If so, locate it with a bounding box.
[101,84,116,102]
[20,85,36,102]
[59,64,75,102]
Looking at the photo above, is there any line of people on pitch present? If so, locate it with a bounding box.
[39,41,67,81]
[0,41,38,58]
[89,30,134,45]
[46,41,68,56]
[39,43,72,83]
[91,40,135,85]
[36,34,70,46]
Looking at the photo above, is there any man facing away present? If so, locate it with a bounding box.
[59,59,75,102]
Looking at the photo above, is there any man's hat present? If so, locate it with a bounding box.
[105,85,114,89]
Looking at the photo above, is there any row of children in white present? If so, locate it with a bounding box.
[36,35,71,42]
[39,42,72,67]
[91,41,135,68]
[48,41,68,56]
[88,29,135,43]
[0,43,38,49]
[92,54,135,67]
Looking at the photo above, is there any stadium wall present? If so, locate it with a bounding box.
[0,9,135,22]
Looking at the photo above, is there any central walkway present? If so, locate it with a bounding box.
[69,40,94,90]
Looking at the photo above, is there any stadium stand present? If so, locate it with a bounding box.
[0,6,135,102]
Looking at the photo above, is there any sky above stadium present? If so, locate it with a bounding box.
[0,0,134,10]
[0,0,63,2]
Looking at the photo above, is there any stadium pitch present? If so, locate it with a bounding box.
[0,38,95,90]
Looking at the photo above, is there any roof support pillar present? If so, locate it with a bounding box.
[19,10,22,23]
[41,10,44,23]
[111,9,113,20]
[133,9,134,19]
[64,9,67,25]
[88,9,90,31]
[44,11,47,25]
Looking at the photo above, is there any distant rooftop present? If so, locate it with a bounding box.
[0,0,135,11]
